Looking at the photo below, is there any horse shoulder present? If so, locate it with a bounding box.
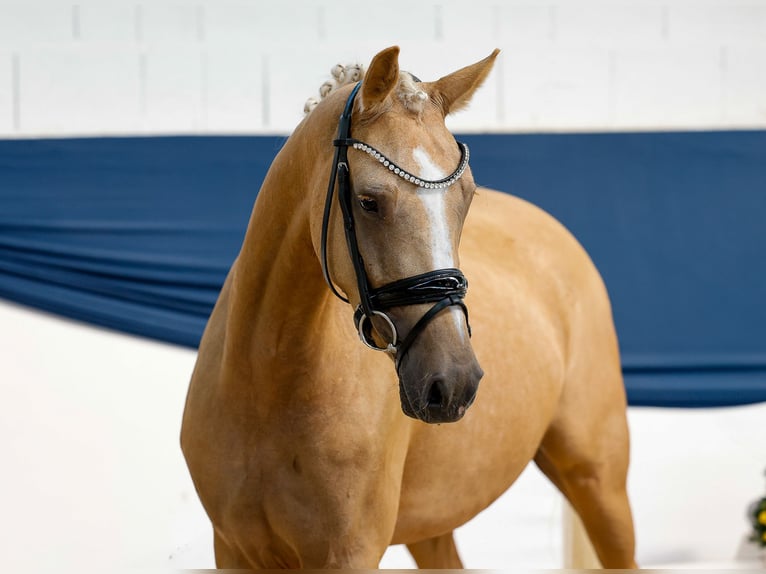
[463,186,623,425]
[463,186,612,338]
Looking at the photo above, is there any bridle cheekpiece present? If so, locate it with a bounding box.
[320,82,472,371]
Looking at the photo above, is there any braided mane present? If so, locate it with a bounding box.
[304,63,428,115]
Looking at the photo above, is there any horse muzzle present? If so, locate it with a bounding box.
[398,361,484,424]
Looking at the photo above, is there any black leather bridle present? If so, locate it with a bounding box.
[320,82,472,371]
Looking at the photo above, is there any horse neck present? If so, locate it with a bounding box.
[226,123,338,362]
[217,101,406,433]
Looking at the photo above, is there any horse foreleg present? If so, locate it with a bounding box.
[406,531,464,568]
[213,530,253,568]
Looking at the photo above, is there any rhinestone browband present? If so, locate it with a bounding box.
[349,139,470,190]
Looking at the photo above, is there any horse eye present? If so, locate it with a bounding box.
[359,196,379,213]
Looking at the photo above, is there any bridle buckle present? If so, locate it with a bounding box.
[357,310,398,354]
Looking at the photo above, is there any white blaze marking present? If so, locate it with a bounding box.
[412,147,454,268]
[412,146,466,338]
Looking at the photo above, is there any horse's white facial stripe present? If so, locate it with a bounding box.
[412,147,466,339]
[412,147,453,269]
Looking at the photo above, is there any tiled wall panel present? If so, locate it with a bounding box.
[555,3,666,46]
[612,44,723,129]
[75,3,136,43]
[503,46,612,130]
[203,45,264,132]
[19,46,141,134]
[723,42,766,124]
[0,51,14,133]
[141,47,204,132]
[320,1,439,44]
[0,3,72,46]
[141,4,201,44]
[1,0,765,136]
[668,2,766,44]
[204,1,319,47]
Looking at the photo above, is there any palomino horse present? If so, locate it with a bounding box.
[181,47,636,569]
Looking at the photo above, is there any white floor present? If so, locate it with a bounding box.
[1,299,764,569]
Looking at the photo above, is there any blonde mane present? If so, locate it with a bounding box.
[303,63,428,115]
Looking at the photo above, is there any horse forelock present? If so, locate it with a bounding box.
[304,64,428,116]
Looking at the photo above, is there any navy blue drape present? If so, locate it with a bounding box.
[462,131,766,407]
[1,132,764,407]
[0,137,269,347]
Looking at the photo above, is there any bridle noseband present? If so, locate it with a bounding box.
[320,82,472,371]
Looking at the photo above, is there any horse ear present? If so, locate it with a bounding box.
[361,46,400,112]
[432,49,500,115]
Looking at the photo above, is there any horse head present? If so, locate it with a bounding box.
[310,46,499,424]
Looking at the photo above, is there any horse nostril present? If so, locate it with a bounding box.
[426,378,445,408]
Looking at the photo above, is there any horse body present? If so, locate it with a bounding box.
[181,47,635,569]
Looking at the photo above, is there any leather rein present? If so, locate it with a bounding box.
[320,82,472,371]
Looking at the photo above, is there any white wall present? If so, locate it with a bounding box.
[2,298,765,569]
[0,0,765,137]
